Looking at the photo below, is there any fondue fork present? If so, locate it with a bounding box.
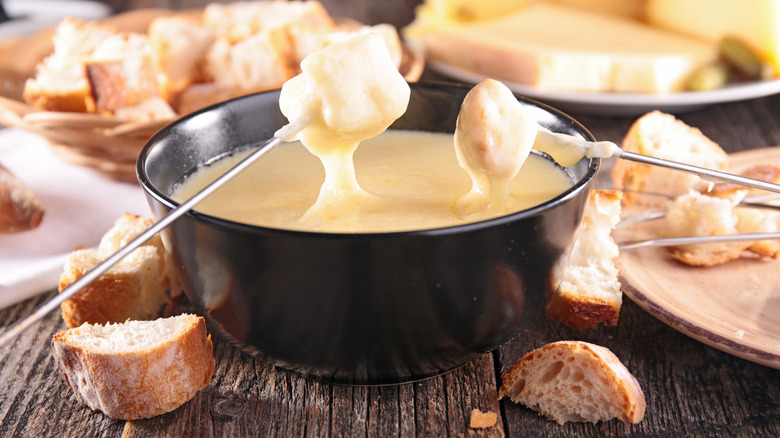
[615,192,780,229]
[0,122,305,348]
[618,232,780,250]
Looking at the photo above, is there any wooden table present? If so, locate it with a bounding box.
[2,1,780,436]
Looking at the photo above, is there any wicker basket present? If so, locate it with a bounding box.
[0,10,425,182]
[0,95,174,181]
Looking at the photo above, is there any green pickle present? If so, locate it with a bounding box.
[720,35,776,80]
[687,62,730,92]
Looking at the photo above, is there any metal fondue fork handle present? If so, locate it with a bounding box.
[619,232,780,250]
[0,122,302,348]
[613,148,780,194]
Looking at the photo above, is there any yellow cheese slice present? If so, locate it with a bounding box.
[646,0,780,72]
[418,3,718,93]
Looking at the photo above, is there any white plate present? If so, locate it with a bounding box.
[429,60,780,116]
[614,147,780,369]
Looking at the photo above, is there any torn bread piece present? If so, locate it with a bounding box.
[52,314,215,420]
[59,213,180,328]
[0,162,45,233]
[23,17,118,112]
[499,341,645,425]
[547,190,623,330]
[148,15,215,100]
[469,408,498,429]
[203,28,295,96]
[611,110,729,207]
[663,190,780,266]
[203,0,334,44]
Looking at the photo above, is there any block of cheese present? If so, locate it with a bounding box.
[646,0,780,72]
[546,0,646,19]
[416,3,718,93]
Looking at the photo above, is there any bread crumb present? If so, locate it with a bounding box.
[469,408,498,429]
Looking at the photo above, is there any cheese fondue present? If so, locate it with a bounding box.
[455,79,537,214]
[171,129,575,233]
[277,33,410,219]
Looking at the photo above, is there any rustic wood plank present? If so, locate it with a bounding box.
[498,298,780,437]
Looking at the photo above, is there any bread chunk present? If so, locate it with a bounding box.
[0,163,44,233]
[499,341,645,425]
[51,314,215,420]
[203,0,334,44]
[59,213,180,328]
[84,32,160,114]
[547,190,623,329]
[148,16,215,100]
[663,190,780,266]
[23,18,118,112]
[612,111,729,207]
[203,29,295,95]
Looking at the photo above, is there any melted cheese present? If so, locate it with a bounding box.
[454,79,537,214]
[277,33,410,220]
[171,130,574,233]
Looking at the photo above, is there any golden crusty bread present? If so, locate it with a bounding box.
[23,17,118,112]
[59,213,180,328]
[547,189,623,330]
[663,190,780,266]
[611,111,729,207]
[499,341,645,425]
[51,314,215,420]
[84,32,159,114]
[202,0,334,44]
[202,28,295,96]
[148,15,215,100]
[0,162,44,233]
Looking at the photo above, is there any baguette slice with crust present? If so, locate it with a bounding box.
[499,341,645,425]
[547,190,623,330]
[51,314,215,420]
[611,110,729,207]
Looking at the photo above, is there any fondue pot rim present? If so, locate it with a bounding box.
[136,82,600,238]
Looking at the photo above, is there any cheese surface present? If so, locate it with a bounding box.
[646,0,780,72]
[171,130,574,233]
[278,33,410,219]
[419,3,717,93]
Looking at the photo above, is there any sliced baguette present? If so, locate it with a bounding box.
[547,189,623,330]
[51,314,215,420]
[499,341,645,424]
[611,110,729,207]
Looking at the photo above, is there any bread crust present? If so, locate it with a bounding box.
[59,213,179,328]
[51,314,215,420]
[546,293,620,330]
[547,190,622,329]
[499,341,645,424]
[0,163,45,233]
[612,111,728,207]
